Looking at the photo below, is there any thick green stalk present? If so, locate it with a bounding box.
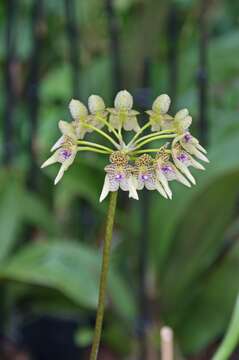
[90,191,118,360]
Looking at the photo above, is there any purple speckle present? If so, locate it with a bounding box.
[184,133,191,142]
[60,148,72,160]
[161,165,172,174]
[115,173,123,181]
[141,174,149,181]
[177,153,188,162]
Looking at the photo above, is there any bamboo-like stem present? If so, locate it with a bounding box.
[90,191,118,360]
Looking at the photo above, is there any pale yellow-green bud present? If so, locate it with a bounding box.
[175,108,189,121]
[88,95,105,114]
[69,99,88,120]
[152,94,171,114]
[114,90,133,110]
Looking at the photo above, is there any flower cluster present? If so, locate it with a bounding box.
[41,90,209,201]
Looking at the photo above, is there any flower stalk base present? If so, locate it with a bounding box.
[90,191,118,360]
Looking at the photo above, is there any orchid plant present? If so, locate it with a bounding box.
[41,90,209,360]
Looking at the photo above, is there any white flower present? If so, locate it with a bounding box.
[133,154,168,199]
[174,108,192,134]
[69,99,88,120]
[87,95,107,130]
[42,120,78,184]
[176,132,209,163]
[172,141,205,185]
[108,90,140,132]
[99,151,138,202]
[146,94,173,132]
[155,149,191,199]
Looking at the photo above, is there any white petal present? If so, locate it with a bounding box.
[174,159,196,185]
[69,99,88,120]
[181,115,192,130]
[196,143,207,154]
[155,181,168,199]
[41,152,59,168]
[114,90,133,110]
[51,135,65,152]
[109,114,120,129]
[128,176,139,200]
[190,157,205,170]
[54,165,65,185]
[123,116,140,132]
[99,175,110,202]
[58,120,76,138]
[174,168,191,187]
[175,108,189,121]
[152,94,171,114]
[88,95,105,113]
[157,171,172,199]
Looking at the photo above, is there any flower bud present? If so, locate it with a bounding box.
[175,108,189,121]
[152,94,171,114]
[88,95,105,113]
[114,90,133,110]
[69,99,88,120]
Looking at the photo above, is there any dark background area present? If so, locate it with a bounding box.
[0,0,239,359]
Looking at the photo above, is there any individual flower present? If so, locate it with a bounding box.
[107,90,140,132]
[146,94,173,132]
[175,132,209,163]
[173,108,192,134]
[133,154,168,199]
[172,141,205,185]
[100,151,138,202]
[88,95,108,130]
[41,122,78,185]
[69,99,89,139]
[154,147,191,199]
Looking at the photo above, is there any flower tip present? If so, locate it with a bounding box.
[114,89,133,110]
[69,99,88,119]
[152,94,171,114]
[88,94,105,113]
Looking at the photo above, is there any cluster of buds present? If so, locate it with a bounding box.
[41,90,209,201]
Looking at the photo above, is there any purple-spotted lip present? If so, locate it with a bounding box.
[161,165,172,174]
[141,174,149,181]
[177,153,188,162]
[115,173,124,181]
[60,148,72,160]
[183,133,192,143]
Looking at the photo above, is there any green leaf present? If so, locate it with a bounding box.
[0,240,135,317]
[212,294,239,360]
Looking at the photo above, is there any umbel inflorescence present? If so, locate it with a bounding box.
[41,90,209,201]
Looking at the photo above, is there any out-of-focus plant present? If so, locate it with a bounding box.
[41,89,208,359]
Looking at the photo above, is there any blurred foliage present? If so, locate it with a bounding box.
[0,0,239,358]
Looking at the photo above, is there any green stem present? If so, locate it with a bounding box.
[132,148,168,155]
[133,129,176,145]
[96,115,122,141]
[127,122,151,148]
[77,146,111,155]
[90,191,118,360]
[133,134,177,150]
[77,140,113,153]
[83,124,120,149]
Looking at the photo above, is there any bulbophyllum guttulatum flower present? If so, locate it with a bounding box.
[41,90,209,198]
[108,90,140,132]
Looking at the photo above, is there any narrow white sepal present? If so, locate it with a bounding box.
[128,176,139,200]
[51,135,64,152]
[155,181,168,199]
[41,152,58,168]
[99,175,110,202]
[157,172,172,199]
[54,166,65,185]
